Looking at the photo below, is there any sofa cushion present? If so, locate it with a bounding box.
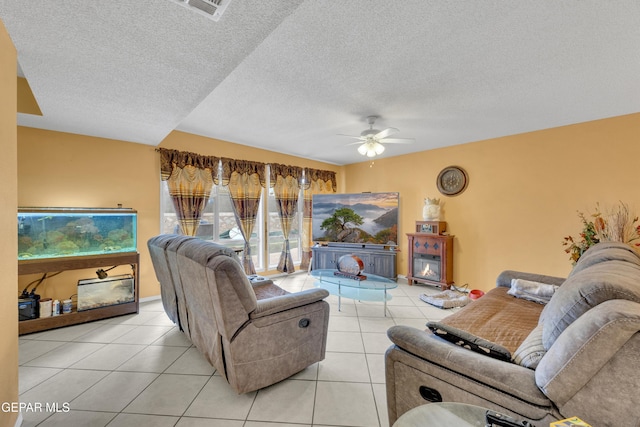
[426,287,544,361]
[253,282,289,300]
[568,242,640,277]
[540,259,640,349]
[147,234,183,325]
[512,322,545,369]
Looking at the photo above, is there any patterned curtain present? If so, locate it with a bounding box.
[158,148,219,236]
[300,168,337,270]
[221,158,267,274]
[270,164,304,273]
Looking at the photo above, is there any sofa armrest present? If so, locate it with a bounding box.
[496,270,566,289]
[249,278,274,287]
[387,325,548,405]
[536,299,640,406]
[251,288,329,318]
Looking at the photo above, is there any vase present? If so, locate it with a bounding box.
[422,200,441,221]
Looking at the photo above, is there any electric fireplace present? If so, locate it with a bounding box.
[413,254,441,282]
[406,231,454,289]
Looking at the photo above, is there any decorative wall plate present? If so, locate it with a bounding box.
[436,166,468,196]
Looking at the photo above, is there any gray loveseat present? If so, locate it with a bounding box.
[385,242,640,426]
[148,234,330,393]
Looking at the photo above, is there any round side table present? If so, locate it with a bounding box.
[393,402,488,427]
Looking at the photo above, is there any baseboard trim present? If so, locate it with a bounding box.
[139,295,161,303]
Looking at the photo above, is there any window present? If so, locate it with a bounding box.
[159,164,304,273]
[160,181,265,272]
[266,185,302,269]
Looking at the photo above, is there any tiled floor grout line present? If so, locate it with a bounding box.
[179,372,216,422]
[69,330,170,424]
[308,366,319,427]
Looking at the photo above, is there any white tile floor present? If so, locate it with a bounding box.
[18,273,454,427]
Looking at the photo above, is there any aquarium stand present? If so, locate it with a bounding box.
[18,252,139,335]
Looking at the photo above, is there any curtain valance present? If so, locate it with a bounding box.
[157,148,219,182]
[270,163,304,187]
[220,158,268,187]
[159,149,335,190]
[304,168,337,191]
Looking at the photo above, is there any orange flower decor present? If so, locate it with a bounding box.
[562,202,640,265]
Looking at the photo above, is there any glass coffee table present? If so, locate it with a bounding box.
[310,269,397,316]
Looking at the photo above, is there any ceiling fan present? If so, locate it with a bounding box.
[339,116,415,157]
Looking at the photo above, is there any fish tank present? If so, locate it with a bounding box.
[77,274,135,311]
[18,207,137,261]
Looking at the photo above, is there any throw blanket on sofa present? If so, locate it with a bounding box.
[427,287,544,360]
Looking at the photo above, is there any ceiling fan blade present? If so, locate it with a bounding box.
[374,127,399,140]
[337,133,365,140]
[379,137,415,144]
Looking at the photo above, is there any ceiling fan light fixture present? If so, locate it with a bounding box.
[359,141,385,157]
[344,115,411,159]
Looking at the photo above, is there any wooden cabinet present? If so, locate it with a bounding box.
[311,244,397,280]
[406,234,453,289]
[18,252,139,335]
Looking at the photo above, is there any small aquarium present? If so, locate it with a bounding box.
[78,274,135,311]
[18,207,137,261]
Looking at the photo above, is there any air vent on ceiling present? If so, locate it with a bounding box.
[169,0,232,21]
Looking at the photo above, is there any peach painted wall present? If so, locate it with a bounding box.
[17,77,42,115]
[17,128,160,300]
[344,113,640,291]
[17,128,343,301]
[1,18,19,427]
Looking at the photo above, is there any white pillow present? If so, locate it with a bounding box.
[508,278,558,305]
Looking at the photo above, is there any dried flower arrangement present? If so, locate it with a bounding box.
[562,202,640,264]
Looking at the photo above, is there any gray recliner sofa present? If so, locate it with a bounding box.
[148,234,330,394]
[385,242,640,427]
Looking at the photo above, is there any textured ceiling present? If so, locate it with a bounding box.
[2,1,640,165]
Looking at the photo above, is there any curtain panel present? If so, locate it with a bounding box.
[270,164,304,273]
[221,158,267,275]
[158,149,336,273]
[158,148,219,236]
[300,168,337,270]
